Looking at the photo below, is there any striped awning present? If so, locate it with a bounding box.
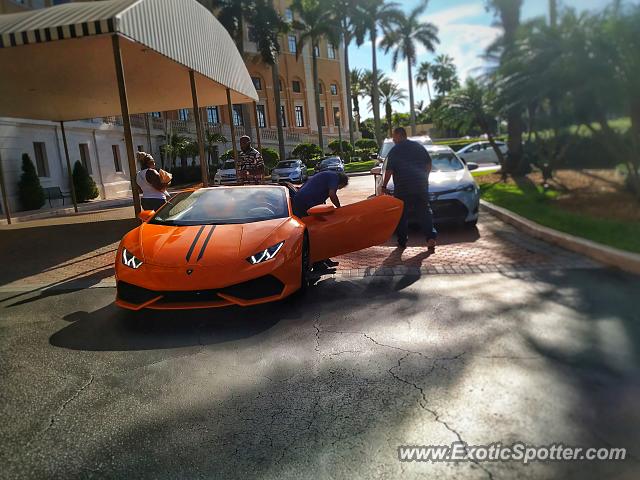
[0,0,258,121]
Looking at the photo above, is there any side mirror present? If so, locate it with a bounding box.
[466,162,479,171]
[370,166,382,176]
[308,204,335,216]
[370,153,378,159]
[138,210,155,222]
[460,156,467,164]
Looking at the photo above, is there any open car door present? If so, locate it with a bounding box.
[303,195,403,263]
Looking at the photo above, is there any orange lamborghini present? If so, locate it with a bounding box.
[115,185,403,310]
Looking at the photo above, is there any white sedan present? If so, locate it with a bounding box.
[457,141,507,165]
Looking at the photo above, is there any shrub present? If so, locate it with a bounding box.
[72,161,99,202]
[353,148,377,160]
[355,138,378,150]
[328,140,354,155]
[220,149,235,162]
[260,147,279,169]
[292,143,323,164]
[17,153,45,210]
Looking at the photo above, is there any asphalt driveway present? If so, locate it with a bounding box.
[1,267,639,479]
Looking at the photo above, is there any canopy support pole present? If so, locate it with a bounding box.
[59,122,79,213]
[0,152,11,225]
[190,70,208,187]
[144,113,153,155]
[112,34,141,216]
[253,102,262,151]
[226,87,239,165]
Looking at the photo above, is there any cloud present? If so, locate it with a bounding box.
[422,3,485,26]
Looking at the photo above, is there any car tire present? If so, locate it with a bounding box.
[465,219,478,228]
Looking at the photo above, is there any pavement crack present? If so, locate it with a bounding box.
[388,356,494,480]
[314,324,321,354]
[42,374,94,435]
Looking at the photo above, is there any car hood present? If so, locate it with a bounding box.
[387,169,475,193]
[130,218,289,267]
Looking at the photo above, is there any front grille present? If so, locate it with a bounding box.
[117,281,160,304]
[219,275,284,300]
[118,275,285,306]
[432,200,468,219]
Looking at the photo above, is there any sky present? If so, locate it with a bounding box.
[347,0,614,116]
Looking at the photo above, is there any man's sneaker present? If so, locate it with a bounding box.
[323,259,339,268]
[427,238,437,250]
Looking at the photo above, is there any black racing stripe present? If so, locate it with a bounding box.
[197,226,216,261]
[186,226,206,262]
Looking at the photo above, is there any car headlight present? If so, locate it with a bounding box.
[121,248,143,269]
[456,183,477,193]
[247,241,284,265]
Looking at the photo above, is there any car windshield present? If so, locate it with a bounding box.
[150,187,289,226]
[379,142,394,159]
[431,152,465,172]
[222,160,236,170]
[276,161,298,169]
[320,158,340,166]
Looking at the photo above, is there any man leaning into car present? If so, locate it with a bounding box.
[382,127,437,250]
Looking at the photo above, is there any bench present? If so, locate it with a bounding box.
[44,186,68,207]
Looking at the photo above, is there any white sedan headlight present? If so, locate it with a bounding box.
[122,248,143,269]
[247,241,284,265]
[456,183,477,193]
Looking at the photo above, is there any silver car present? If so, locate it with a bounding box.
[373,145,480,227]
[213,160,237,185]
[271,159,308,183]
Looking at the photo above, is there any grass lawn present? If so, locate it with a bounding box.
[480,180,640,253]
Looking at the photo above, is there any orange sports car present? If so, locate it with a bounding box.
[115,185,403,310]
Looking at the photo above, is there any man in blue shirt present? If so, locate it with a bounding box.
[292,170,349,218]
[381,127,437,250]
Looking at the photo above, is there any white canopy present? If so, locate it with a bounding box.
[0,0,258,121]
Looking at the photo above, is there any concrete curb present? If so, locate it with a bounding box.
[480,199,640,275]
[346,171,373,178]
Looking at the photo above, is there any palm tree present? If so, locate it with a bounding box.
[249,0,289,162]
[416,61,433,102]
[213,0,252,53]
[430,54,460,96]
[439,78,506,167]
[332,0,359,145]
[353,0,403,147]
[349,68,367,131]
[292,0,339,151]
[205,131,228,167]
[380,2,439,136]
[378,80,407,137]
[487,0,525,174]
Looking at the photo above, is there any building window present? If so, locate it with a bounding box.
[292,80,301,93]
[330,83,338,95]
[248,25,258,43]
[295,106,304,127]
[252,76,262,90]
[33,142,49,177]
[257,104,266,128]
[79,143,92,174]
[288,35,297,53]
[280,106,287,127]
[319,107,326,127]
[327,43,336,59]
[318,82,323,94]
[206,106,219,124]
[232,105,244,126]
[112,145,122,172]
[313,45,320,57]
[285,8,293,22]
[178,109,189,121]
[151,112,162,118]
[333,107,341,126]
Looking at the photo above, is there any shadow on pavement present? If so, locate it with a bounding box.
[0,218,137,286]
